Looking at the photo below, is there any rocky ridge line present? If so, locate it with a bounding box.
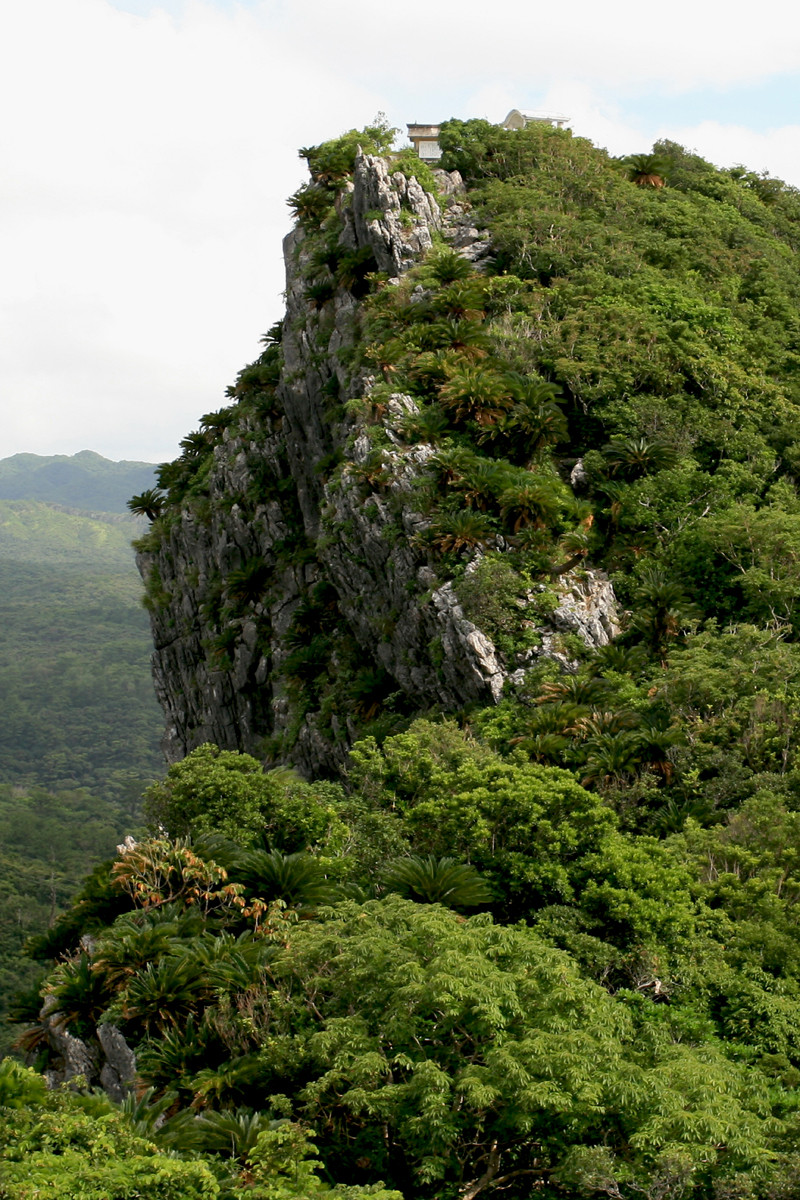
[138,152,620,776]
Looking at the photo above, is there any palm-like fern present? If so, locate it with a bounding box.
[119,1085,178,1138]
[535,676,612,708]
[382,856,492,908]
[424,317,491,360]
[425,247,474,284]
[631,566,699,660]
[602,436,678,479]
[434,281,486,321]
[499,474,563,532]
[92,918,182,992]
[161,1106,283,1160]
[233,850,335,910]
[430,509,497,554]
[127,488,165,521]
[438,364,514,426]
[581,732,644,788]
[136,1014,214,1095]
[407,348,461,393]
[188,1055,265,1110]
[122,953,212,1035]
[622,153,669,188]
[46,953,111,1036]
[398,403,450,445]
[453,458,512,510]
[225,559,271,608]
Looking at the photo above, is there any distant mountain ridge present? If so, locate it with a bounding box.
[0,450,156,513]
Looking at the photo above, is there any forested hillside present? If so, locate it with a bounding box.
[0,498,161,793]
[10,122,800,1199]
[0,457,162,1056]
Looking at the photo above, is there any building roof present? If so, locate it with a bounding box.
[503,109,570,128]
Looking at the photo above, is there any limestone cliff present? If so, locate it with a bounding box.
[137,148,619,776]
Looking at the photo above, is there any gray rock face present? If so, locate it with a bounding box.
[39,996,98,1090]
[570,458,589,488]
[98,1023,137,1102]
[430,581,506,702]
[550,569,621,649]
[138,154,619,775]
[349,152,442,275]
[37,997,136,1100]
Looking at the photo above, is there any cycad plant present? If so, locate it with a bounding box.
[189,1054,265,1110]
[453,458,512,510]
[119,1086,178,1139]
[490,373,567,463]
[593,643,648,676]
[397,403,450,445]
[160,1106,283,1161]
[551,527,592,575]
[438,364,514,426]
[581,731,644,789]
[499,473,564,532]
[425,246,474,284]
[622,153,669,188]
[429,445,482,487]
[429,509,497,555]
[121,952,212,1035]
[136,1013,214,1096]
[45,953,111,1038]
[631,566,699,663]
[127,488,165,521]
[233,849,335,911]
[225,559,271,608]
[602,436,678,479]
[425,317,491,360]
[286,183,333,227]
[91,914,185,993]
[407,348,461,394]
[512,702,589,744]
[513,730,571,764]
[382,856,492,908]
[434,281,486,321]
[535,676,612,708]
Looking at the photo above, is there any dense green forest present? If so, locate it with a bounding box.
[0,501,162,794]
[0,459,162,1057]
[10,122,800,1198]
[0,784,137,1058]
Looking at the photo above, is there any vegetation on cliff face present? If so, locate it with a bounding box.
[134,116,800,791]
[11,121,800,1198]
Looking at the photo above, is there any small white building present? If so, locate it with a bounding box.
[502,109,570,131]
[407,124,442,161]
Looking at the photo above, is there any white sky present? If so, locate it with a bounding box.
[3,0,800,464]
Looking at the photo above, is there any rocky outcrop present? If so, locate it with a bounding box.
[37,996,136,1099]
[348,153,442,275]
[39,996,97,1090]
[551,568,621,649]
[430,580,506,702]
[98,1023,137,1103]
[138,152,620,776]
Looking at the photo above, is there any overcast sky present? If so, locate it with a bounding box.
[3,0,800,464]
